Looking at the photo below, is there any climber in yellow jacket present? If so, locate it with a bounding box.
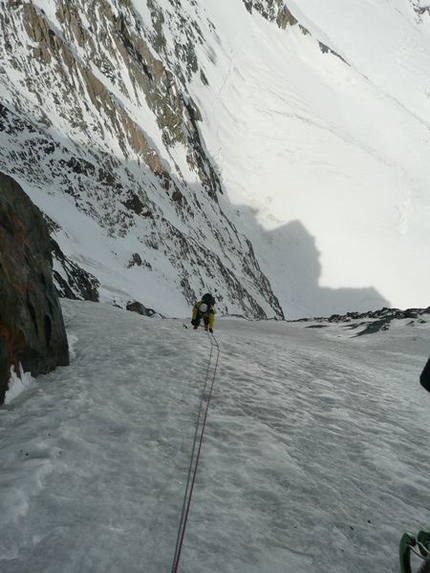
[191,293,215,333]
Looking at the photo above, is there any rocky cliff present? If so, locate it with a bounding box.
[0,172,69,404]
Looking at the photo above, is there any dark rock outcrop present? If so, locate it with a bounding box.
[296,305,430,336]
[50,237,100,302]
[126,300,155,317]
[0,173,69,404]
[276,4,299,28]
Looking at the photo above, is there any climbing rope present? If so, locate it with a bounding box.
[410,546,427,559]
[170,332,220,573]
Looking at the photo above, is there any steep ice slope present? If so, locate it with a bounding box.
[188,0,430,317]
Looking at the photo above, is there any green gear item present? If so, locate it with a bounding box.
[399,532,416,573]
[399,530,430,573]
[417,530,430,557]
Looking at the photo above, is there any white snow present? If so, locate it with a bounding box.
[4,365,35,406]
[1,299,430,572]
[187,0,430,317]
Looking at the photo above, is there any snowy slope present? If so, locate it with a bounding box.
[1,0,429,318]
[187,0,430,317]
[1,300,430,572]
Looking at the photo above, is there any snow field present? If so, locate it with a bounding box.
[1,300,430,572]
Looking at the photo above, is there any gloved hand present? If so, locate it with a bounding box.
[191,319,197,326]
[209,328,213,333]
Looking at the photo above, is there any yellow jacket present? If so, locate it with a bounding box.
[192,299,215,329]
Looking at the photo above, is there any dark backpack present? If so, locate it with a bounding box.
[202,293,215,306]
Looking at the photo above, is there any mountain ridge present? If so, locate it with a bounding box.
[1,0,429,318]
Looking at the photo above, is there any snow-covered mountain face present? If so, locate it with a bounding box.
[193,0,430,318]
[0,0,283,319]
[0,0,429,319]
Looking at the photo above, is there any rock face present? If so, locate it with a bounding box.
[0,1,284,320]
[0,173,69,404]
[126,300,155,316]
[50,237,100,302]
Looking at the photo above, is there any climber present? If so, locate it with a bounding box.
[191,293,215,333]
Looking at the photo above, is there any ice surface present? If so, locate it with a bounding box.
[1,300,429,572]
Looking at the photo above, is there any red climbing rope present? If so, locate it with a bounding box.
[171,332,220,573]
